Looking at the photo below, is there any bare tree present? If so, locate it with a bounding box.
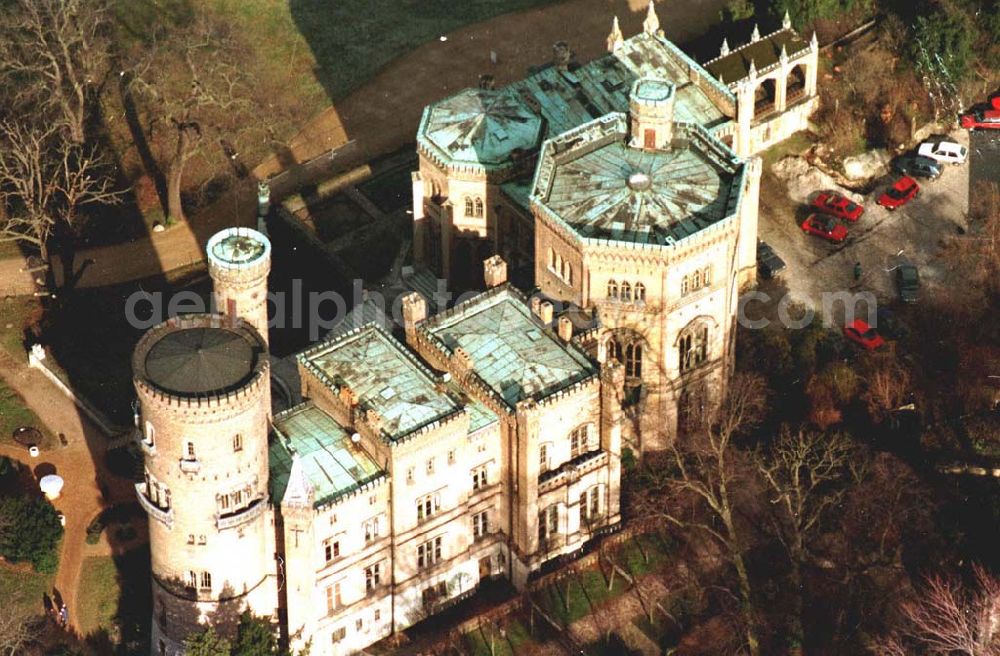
[879,565,1000,656]
[632,373,768,656]
[0,120,121,263]
[127,17,254,224]
[0,0,112,144]
[756,427,853,650]
[0,580,33,656]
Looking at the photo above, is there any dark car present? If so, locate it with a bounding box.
[757,241,786,279]
[897,264,919,303]
[893,155,941,180]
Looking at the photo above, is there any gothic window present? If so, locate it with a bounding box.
[634,282,646,302]
[538,505,558,542]
[692,269,701,289]
[621,282,632,302]
[200,571,211,591]
[474,197,484,217]
[564,262,573,285]
[549,247,556,269]
[607,279,618,299]
[681,275,690,296]
[570,424,591,458]
[233,433,242,452]
[539,443,551,472]
[464,197,474,216]
[608,338,623,365]
[678,323,710,373]
[625,343,642,378]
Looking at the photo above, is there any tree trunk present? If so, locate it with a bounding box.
[732,552,761,656]
[167,128,190,224]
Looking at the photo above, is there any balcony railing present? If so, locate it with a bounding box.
[538,450,609,493]
[135,483,173,528]
[179,458,201,474]
[216,498,265,530]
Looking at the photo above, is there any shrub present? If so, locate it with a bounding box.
[85,516,105,545]
[0,495,63,572]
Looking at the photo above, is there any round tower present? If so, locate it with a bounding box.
[133,314,275,655]
[206,227,271,346]
[629,78,675,150]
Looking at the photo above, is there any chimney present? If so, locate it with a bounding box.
[557,315,573,342]
[539,301,554,325]
[483,255,508,288]
[552,41,572,71]
[530,296,541,317]
[401,292,427,344]
[452,347,474,376]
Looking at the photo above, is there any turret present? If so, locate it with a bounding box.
[629,78,676,151]
[206,227,271,347]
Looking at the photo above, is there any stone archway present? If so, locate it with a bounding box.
[786,63,806,103]
[754,77,777,117]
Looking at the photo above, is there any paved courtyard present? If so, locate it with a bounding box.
[757,129,973,325]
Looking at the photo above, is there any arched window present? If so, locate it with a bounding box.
[621,282,632,302]
[702,267,711,286]
[679,323,710,373]
[549,248,556,269]
[570,424,592,458]
[565,263,573,285]
[692,269,701,290]
[464,197,474,216]
[607,279,618,299]
[634,282,646,302]
[555,253,563,276]
[625,343,642,378]
[608,338,622,364]
[474,197,484,218]
[200,571,212,591]
[681,275,689,296]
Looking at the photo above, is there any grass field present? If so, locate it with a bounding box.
[0,560,54,619]
[76,556,120,637]
[0,377,52,448]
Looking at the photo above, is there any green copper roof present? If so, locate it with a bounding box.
[270,402,386,507]
[633,78,674,103]
[418,32,732,172]
[531,114,745,247]
[298,324,461,441]
[705,29,809,85]
[422,287,597,407]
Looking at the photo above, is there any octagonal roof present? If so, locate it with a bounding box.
[531,114,745,247]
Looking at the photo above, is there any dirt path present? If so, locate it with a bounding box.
[0,351,134,635]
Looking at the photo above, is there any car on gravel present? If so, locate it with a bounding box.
[877,176,919,211]
[917,139,967,165]
[801,214,847,243]
[811,192,864,222]
[961,96,1000,130]
[757,241,786,279]
[892,154,941,180]
[843,319,885,351]
[896,264,920,304]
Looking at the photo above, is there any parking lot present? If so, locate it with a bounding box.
[757,129,974,321]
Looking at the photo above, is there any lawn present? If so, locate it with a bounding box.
[463,619,534,656]
[76,556,120,637]
[0,296,41,359]
[0,560,55,620]
[0,377,52,448]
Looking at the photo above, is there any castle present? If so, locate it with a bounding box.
[133,6,817,654]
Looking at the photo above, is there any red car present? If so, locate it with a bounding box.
[812,192,864,222]
[960,96,1000,130]
[801,214,848,243]
[843,319,885,351]
[877,176,919,211]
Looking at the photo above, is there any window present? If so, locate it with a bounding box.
[464,197,474,216]
[447,449,456,465]
[332,626,346,643]
[682,267,712,296]
[679,324,710,373]
[326,582,342,614]
[417,493,441,521]
[186,571,197,589]
[473,511,489,540]
[185,441,195,460]
[474,197,484,218]
[609,338,622,365]
[426,457,435,475]
[187,534,195,545]
[374,609,381,622]
[144,421,155,446]
[199,571,212,591]
[538,505,558,542]
[324,538,340,562]
[549,248,556,269]
[580,486,602,526]
[406,467,414,484]
[198,535,206,545]
[471,465,488,491]
[365,563,382,592]
[422,581,448,606]
[164,488,171,509]
[233,433,242,452]
[621,282,632,302]
[539,443,550,472]
[356,618,363,631]
[364,517,381,543]
[607,279,618,299]
[417,536,443,569]
[625,343,643,378]
[570,425,591,458]
[634,282,646,302]
[219,493,230,512]
[681,276,690,296]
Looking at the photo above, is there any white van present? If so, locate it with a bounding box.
[917,139,967,165]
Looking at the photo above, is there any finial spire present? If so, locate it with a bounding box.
[810,30,819,50]
[779,43,788,65]
[607,15,624,52]
[643,1,660,36]
[782,10,792,30]
[750,24,761,42]
[748,58,757,82]
[720,38,730,56]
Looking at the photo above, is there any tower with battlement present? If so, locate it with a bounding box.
[133,314,277,656]
[206,227,272,345]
